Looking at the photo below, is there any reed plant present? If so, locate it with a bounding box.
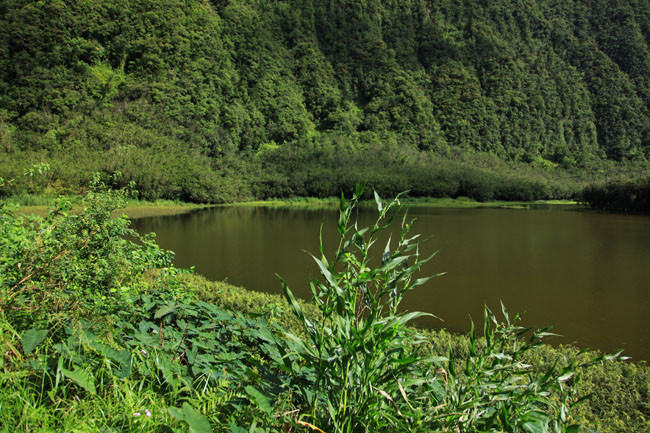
[279,184,442,432]
[278,184,626,433]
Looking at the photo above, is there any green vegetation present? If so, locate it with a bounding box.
[278,187,444,432]
[1,0,650,203]
[234,196,576,211]
[580,176,650,212]
[1,183,648,432]
[197,277,650,433]
[10,197,209,219]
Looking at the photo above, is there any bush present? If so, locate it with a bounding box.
[273,185,629,432]
[581,177,650,212]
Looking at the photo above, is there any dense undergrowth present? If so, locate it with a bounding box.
[1,181,648,432]
[580,176,650,212]
[3,145,647,206]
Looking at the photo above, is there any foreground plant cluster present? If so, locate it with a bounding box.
[0,180,645,433]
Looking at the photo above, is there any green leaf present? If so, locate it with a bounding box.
[168,406,184,422]
[421,355,449,365]
[245,385,272,415]
[379,255,408,273]
[381,311,433,329]
[469,318,477,356]
[21,328,48,355]
[169,403,213,433]
[522,421,549,433]
[60,366,96,394]
[382,236,392,264]
[229,419,247,433]
[310,254,342,296]
[280,277,306,325]
[155,303,178,319]
[374,189,383,212]
[183,403,213,433]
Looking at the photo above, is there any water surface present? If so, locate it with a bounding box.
[133,205,650,361]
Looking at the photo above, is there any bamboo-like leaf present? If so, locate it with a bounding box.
[380,311,432,330]
[603,350,625,361]
[448,345,456,377]
[279,277,305,322]
[469,318,477,357]
[379,255,409,273]
[500,300,511,326]
[374,189,383,212]
[486,305,498,325]
[484,306,493,348]
[382,236,392,265]
[410,275,439,289]
[310,254,342,296]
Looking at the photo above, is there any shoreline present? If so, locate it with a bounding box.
[9,195,578,218]
[187,271,647,364]
[229,196,579,209]
[9,200,211,219]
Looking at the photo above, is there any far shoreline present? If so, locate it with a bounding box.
[8,195,579,219]
[229,196,578,209]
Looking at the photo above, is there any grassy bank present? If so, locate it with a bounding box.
[232,196,577,210]
[9,193,577,219]
[1,183,647,432]
[6,195,210,219]
[191,275,649,433]
[0,146,612,206]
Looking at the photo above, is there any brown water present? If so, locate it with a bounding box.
[132,205,650,361]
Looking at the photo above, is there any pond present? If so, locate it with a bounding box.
[133,204,650,361]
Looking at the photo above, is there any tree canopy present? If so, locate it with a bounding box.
[1,0,649,201]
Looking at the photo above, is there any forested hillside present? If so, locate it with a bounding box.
[1,0,649,202]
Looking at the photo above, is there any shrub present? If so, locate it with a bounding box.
[581,177,650,212]
[278,185,441,432]
[275,185,624,432]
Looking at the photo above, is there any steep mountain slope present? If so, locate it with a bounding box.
[1,0,648,201]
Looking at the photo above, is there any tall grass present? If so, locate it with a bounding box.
[278,185,442,432]
[276,184,628,432]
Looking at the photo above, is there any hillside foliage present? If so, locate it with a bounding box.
[1,0,649,201]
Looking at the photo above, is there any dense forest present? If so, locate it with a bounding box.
[1,0,649,202]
